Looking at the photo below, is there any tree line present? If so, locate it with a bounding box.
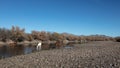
[0,26,118,43]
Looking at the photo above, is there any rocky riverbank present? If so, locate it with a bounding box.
[0,41,120,68]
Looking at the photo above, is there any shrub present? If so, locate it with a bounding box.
[115,37,120,42]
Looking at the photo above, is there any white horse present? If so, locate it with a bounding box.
[37,41,42,50]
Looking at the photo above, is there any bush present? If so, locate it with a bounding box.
[115,37,120,42]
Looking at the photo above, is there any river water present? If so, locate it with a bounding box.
[0,43,74,59]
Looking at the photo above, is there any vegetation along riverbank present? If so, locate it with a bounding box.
[0,26,120,47]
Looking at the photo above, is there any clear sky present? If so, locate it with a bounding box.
[0,0,120,37]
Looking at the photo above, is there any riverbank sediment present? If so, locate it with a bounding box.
[0,41,56,47]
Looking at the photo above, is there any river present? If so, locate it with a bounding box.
[0,43,74,59]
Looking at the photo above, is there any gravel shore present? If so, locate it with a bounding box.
[0,41,120,68]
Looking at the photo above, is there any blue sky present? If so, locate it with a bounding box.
[0,0,120,37]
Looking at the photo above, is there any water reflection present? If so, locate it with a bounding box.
[24,46,36,54]
[0,45,36,59]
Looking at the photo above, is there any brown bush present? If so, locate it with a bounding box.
[0,26,115,43]
[115,37,120,42]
